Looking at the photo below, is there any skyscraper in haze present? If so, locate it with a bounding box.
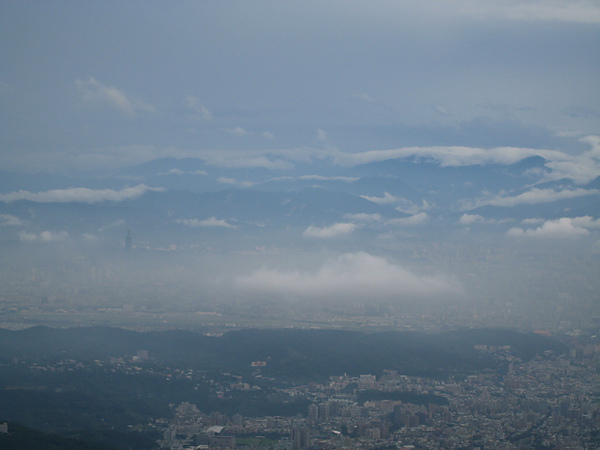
[125,230,132,251]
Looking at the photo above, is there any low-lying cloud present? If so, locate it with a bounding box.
[0,185,164,204]
[236,252,462,300]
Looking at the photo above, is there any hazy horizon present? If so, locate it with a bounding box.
[1,1,599,333]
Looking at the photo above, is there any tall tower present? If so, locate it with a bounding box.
[125,230,132,251]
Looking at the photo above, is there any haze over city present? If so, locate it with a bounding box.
[1,1,599,332]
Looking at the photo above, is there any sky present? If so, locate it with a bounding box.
[1,1,600,331]
[1,0,599,174]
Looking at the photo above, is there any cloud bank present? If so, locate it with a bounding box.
[237,252,462,300]
[0,185,164,204]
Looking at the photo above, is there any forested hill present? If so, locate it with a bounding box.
[0,421,116,450]
[0,327,567,381]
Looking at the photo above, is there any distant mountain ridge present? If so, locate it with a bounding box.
[2,154,597,245]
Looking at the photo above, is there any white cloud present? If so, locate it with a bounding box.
[237,252,462,299]
[386,212,429,226]
[184,95,212,120]
[0,214,23,226]
[459,213,488,225]
[19,230,68,242]
[361,192,398,205]
[468,188,599,209]
[0,184,164,204]
[582,135,600,159]
[337,145,569,168]
[12,138,600,183]
[225,127,248,137]
[75,77,155,115]
[571,216,600,229]
[176,217,236,228]
[507,217,592,239]
[303,223,356,238]
[262,131,275,139]
[334,140,600,185]
[395,198,434,215]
